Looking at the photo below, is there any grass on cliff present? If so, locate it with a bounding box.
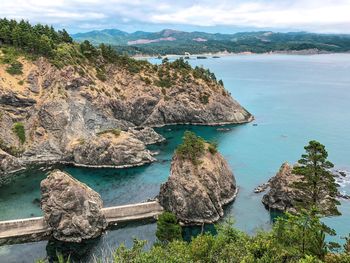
[12,122,25,144]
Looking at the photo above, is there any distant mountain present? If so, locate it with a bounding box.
[72,29,350,55]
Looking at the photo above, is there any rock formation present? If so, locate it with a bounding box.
[262,163,300,213]
[128,127,165,145]
[262,162,342,215]
[0,149,23,185]
[71,131,155,168]
[158,144,237,225]
[0,55,252,180]
[40,170,107,242]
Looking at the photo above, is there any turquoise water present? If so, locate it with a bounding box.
[1,54,350,262]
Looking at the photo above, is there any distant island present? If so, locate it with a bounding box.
[72,29,350,56]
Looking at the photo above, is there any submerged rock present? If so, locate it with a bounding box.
[158,144,237,225]
[40,170,107,242]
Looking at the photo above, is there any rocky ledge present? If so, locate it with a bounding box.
[41,170,107,242]
[158,144,237,225]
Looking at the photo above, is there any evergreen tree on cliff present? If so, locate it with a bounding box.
[293,140,340,215]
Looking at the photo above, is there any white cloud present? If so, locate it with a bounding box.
[1,0,350,33]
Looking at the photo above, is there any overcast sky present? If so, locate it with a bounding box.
[1,0,350,34]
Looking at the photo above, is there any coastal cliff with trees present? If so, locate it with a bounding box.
[0,18,252,183]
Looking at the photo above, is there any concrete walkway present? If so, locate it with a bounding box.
[0,201,163,244]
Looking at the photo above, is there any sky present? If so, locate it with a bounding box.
[1,0,350,34]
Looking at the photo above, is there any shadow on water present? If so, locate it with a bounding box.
[182,224,217,242]
[46,238,100,263]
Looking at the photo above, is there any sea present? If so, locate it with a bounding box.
[0,54,349,262]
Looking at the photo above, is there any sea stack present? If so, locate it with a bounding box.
[40,170,107,242]
[262,163,300,213]
[262,162,340,215]
[158,133,237,225]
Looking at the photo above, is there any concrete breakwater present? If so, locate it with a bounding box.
[0,201,163,245]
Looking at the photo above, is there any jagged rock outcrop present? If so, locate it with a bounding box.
[262,163,300,213]
[158,145,237,225]
[40,170,107,242]
[0,149,23,185]
[0,56,252,177]
[71,131,156,168]
[128,127,165,145]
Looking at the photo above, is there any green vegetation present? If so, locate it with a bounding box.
[156,212,182,244]
[292,141,340,215]
[12,122,25,144]
[72,29,350,56]
[208,141,218,154]
[5,61,23,75]
[105,213,350,263]
[0,18,72,57]
[176,131,206,165]
[96,128,121,137]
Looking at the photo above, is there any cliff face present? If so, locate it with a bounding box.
[41,170,107,242]
[0,56,252,180]
[158,144,237,225]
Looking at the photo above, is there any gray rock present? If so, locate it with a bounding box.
[128,127,165,145]
[0,149,23,185]
[158,145,237,225]
[40,170,107,242]
[262,163,299,213]
[71,131,156,168]
[27,70,40,93]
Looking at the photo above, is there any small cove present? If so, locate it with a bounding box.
[1,54,350,262]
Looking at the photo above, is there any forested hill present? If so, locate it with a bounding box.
[72,29,350,56]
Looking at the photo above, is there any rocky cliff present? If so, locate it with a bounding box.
[158,143,237,225]
[0,54,252,181]
[41,170,107,242]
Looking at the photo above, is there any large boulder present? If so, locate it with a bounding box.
[71,131,156,168]
[158,144,237,225]
[40,170,107,242]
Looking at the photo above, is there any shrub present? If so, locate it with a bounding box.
[200,93,210,104]
[156,212,182,243]
[6,61,23,75]
[97,128,121,137]
[208,142,218,154]
[18,80,24,85]
[12,122,25,144]
[176,131,205,165]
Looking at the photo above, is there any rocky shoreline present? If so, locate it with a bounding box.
[0,56,252,185]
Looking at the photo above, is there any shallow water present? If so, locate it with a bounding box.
[1,54,350,262]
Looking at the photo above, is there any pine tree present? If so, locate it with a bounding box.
[292,140,340,215]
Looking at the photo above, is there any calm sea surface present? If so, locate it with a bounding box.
[1,54,349,262]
